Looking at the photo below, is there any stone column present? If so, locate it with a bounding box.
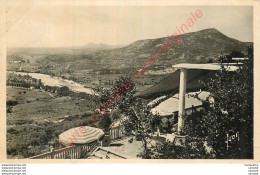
[177,68,187,134]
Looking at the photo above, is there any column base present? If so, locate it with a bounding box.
[173,134,187,147]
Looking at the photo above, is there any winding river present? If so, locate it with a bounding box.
[8,71,95,95]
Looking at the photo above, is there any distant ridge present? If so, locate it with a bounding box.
[7,43,125,55]
[7,28,253,71]
[90,28,252,69]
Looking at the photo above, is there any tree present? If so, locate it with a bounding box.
[98,115,112,134]
[58,86,70,96]
[111,76,136,113]
[122,98,162,158]
[94,76,135,134]
[193,47,253,158]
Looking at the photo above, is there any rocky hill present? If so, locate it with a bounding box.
[91,28,252,69]
[7,28,253,72]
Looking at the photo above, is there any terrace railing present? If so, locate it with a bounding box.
[110,125,124,140]
[29,141,98,159]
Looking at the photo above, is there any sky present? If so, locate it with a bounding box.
[7,5,253,47]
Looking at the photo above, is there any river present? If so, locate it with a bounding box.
[8,71,95,95]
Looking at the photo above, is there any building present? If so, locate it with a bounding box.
[137,63,239,143]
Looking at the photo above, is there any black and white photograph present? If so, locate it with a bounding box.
[3,3,255,160]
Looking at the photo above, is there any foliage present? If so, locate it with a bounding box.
[123,98,163,158]
[148,140,212,159]
[94,76,136,134]
[98,115,112,134]
[186,47,253,159]
[112,76,136,112]
[6,100,18,107]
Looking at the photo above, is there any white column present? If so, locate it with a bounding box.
[177,68,187,134]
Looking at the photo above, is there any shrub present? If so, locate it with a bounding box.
[6,100,18,107]
[7,128,18,134]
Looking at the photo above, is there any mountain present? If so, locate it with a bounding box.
[90,28,252,69]
[7,28,252,73]
[7,43,124,56]
[82,43,125,50]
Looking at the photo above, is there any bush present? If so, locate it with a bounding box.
[7,128,18,134]
[6,100,18,107]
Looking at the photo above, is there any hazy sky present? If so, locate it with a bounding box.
[7,6,253,47]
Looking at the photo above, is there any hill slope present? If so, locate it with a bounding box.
[7,28,253,73]
[91,28,252,69]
